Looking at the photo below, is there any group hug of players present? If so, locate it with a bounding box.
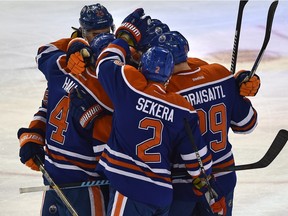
[18,3,260,216]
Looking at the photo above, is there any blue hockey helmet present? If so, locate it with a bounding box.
[138,19,170,52]
[140,46,174,83]
[90,33,115,58]
[90,33,116,63]
[79,4,114,31]
[149,31,189,64]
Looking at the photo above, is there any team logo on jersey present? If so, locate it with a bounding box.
[113,60,124,66]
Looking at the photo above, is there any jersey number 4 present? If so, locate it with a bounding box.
[49,96,69,145]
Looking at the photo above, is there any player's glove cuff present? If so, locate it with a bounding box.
[18,128,45,147]
[116,23,141,47]
[18,128,45,171]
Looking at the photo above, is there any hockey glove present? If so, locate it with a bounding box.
[115,8,151,48]
[192,175,227,216]
[69,88,104,130]
[18,128,45,171]
[70,26,82,39]
[127,46,142,67]
[66,38,93,74]
[235,70,261,96]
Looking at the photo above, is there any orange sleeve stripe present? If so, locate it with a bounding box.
[202,154,212,164]
[212,159,235,169]
[102,152,171,183]
[232,111,257,131]
[185,162,201,169]
[28,121,46,131]
[109,43,127,56]
[185,154,212,169]
[46,149,97,170]
[96,42,127,67]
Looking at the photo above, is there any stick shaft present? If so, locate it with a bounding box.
[249,0,278,78]
[183,118,215,199]
[34,156,79,216]
[230,0,248,74]
[20,179,110,194]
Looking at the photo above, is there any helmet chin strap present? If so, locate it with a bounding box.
[81,28,88,41]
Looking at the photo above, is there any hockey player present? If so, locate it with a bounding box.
[18,3,114,173]
[71,3,115,43]
[18,4,116,215]
[92,8,226,216]
[18,32,116,215]
[148,31,260,216]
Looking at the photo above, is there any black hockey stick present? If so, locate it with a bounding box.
[34,156,79,216]
[172,129,288,179]
[183,119,219,205]
[22,129,288,193]
[213,129,288,172]
[231,0,249,74]
[248,0,278,79]
[20,178,110,194]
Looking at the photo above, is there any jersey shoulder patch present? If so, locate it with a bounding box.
[113,60,125,66]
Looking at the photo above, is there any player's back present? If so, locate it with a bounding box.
[96,59,211,207]
[36,40,111,184]
[167,60,258,196]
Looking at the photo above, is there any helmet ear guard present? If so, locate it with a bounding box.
[79,3,114,31]
[140,46,174,83]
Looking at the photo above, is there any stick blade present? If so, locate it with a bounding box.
[19,186,49,194]
[257,129,288,167]
[215,129,288,172]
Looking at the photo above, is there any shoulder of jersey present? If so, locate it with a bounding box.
[189,63,232,86]
[123,65,148,91]
[166,91,195,111]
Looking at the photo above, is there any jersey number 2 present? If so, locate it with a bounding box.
[136,118,163,163]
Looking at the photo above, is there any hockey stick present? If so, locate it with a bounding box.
[19,178,110,194]
[21,129,288,193]
[34,156,79,216]
[213,129,288,172]
[248,0,278,79]
[230,0,249,74]
[172,129,288,179]
[183,119,220,206]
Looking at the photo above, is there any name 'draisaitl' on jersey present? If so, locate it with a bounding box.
[182,85,226,106]
[136,97,174,122]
